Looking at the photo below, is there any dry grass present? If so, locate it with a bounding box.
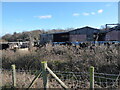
[1,43,120,89]
[2,43,120,73]
[2,70,43,88]
[2,70,103,89]
[1,43,120,88]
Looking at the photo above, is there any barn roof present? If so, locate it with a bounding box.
[40,26,101,36]
[52,31,69,35]
[99,25,120,34]
[41,31,69,35]
[69,26,100,32]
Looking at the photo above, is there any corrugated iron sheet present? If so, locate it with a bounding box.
[105,31,120,41]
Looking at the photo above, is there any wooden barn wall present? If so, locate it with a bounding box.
[69,27,99,41]
[70,35,87,42]
[105,31,120,41]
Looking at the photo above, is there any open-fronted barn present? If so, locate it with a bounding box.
[53,32,69,42]
[39,25,120,45]
[40,31,69,45]
[39,26,100,44]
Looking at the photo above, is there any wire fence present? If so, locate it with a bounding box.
[94,72,120,88]
[1,68,120,89]
[52,71,120,88]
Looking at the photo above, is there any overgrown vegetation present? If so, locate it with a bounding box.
[2,44,120,74]
[1,43,120,89]
[2,70,92,89]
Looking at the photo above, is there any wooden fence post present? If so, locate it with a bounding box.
[41,61,49,89]
[0,69,2,89]
[11,64,16,88]
[46,66,68,89]
[27,71,42,89]
[90,66,94,89]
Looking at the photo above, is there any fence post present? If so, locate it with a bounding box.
[0,69,2,89]
[46,66,68,89]
[41,61,49,89]
[90,66,94,89]
[27,71,42,89]
[11,64,16,88]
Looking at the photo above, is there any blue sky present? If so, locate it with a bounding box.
[2,2,118,36]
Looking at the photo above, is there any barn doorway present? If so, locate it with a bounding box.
[97,33,106,41]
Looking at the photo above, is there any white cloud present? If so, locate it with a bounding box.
[98,9,103,14]
[34,15,52,19]
[73,13,80,16]
[91,12,96,15]
[83,12,90,16]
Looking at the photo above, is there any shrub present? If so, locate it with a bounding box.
[2,44,120,74]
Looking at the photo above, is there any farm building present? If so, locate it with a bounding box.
[53,32,69,42]
[40,31,69,44]
[69,26,100,42]
[40,33,53,44]
[105,26,120,41]
[39,25,120,45]
[96,25,120,42]
[40,26,100,44]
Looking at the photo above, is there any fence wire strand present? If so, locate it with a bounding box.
[1,69,120,88]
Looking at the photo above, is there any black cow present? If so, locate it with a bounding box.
[79,43,88,48]
[0,44,9,50]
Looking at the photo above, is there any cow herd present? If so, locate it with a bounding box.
[0,41,119,51]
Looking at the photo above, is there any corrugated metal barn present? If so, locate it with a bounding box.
[69,26,100,42]
[40,26,100,44]
[40,32,69,44]
[39,25,120,45]
[105,26,120,41]
[40,33,53,44]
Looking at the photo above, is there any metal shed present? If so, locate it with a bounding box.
[40,31,69,44]
[105,31,120,41]
[69,26,100,42]
[40,33,53,44]
[105,26,120,41]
